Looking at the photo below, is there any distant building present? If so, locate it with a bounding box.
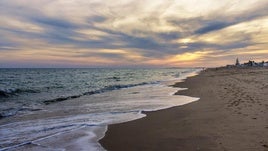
[228,58,268,68]
[264,62,268,67]
[244,60,256,67]
[235,58,240,66]
[243,60,268,67]
[260,61,268,67]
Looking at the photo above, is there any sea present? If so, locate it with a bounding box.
[0,68,200,151]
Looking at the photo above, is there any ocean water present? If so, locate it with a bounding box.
[0,68,200,151]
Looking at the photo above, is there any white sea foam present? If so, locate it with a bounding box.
[0,69,201,151]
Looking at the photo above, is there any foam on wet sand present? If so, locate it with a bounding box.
[100,67,268,151]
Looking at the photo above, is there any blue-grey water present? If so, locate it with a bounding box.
[0,68,200,151]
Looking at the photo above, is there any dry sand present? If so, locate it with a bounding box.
[100,67,268,151]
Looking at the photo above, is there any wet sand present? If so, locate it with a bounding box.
[100,67,268,151]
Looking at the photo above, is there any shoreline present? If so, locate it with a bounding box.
[99,67,268,151]
[95,70,201,150]
[0,69,200,151]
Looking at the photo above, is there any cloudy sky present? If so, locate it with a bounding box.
[0,0,268,67]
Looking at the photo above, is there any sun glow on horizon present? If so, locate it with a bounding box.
[0,0,268,67]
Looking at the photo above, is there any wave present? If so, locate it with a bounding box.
[43,82,156,105]
[0,82,158,118]
[0,109,18,119]
[0,107,43,119]
[106,76,121,81]
[0,88,40,98]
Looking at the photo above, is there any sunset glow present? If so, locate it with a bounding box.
[1,0,268,67]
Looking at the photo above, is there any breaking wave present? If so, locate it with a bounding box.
[43,82,157,105]
[0,88,40,98]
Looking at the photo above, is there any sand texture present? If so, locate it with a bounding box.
[100,67,268,151]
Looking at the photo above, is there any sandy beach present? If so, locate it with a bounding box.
[100,67,268,151]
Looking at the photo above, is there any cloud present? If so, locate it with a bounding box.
[194,2,268,34]
[31,16,78,29]
[195,21,231,34]
[0,0,268,67]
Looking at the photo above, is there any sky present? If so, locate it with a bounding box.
[0,0,268,68]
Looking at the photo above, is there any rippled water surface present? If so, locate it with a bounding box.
[0,68,200,151]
